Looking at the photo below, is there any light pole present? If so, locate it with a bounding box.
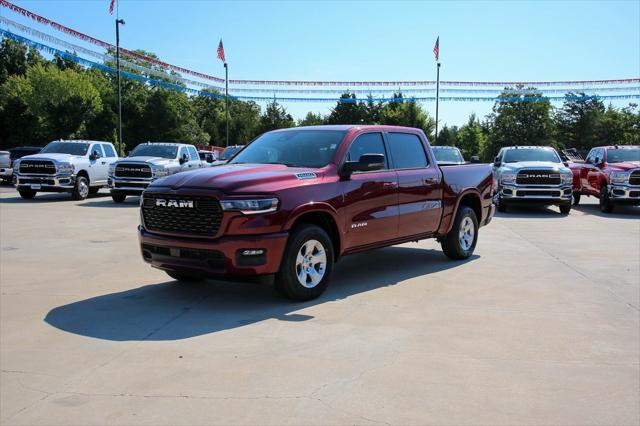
[116,18,125,155]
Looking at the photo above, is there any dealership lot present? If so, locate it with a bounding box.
[0,186,638,425]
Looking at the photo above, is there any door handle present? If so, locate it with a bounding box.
[424,177,439,185]
[101,161,106,165]
[382,182,398,189]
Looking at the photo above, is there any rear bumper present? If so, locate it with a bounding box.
[138,226,289,277]
[498,184,572,205]
[14,173,76,192]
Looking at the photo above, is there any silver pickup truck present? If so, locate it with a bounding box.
[108,142,205,202]
[12,140,118,200]
[493,146,573,214]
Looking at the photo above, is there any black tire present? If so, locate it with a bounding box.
[441,206,479,260]
[89,186,100,195]
[599,185,614,213]
[274,224,334,301]
[111,193,127,203]
[18,189,36,199]
[496,197,507,212]
[166,271,205,282]
[559,203,572,215]
[72,175,90,200]
[572,192,581,205]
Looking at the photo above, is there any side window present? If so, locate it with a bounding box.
[91,144,104,158]
[347,133,388,169]
[387,133,429,169]
[102,144,116,158]
[179,147,188,160]
[585,149,596,164]
[188,146,199,161]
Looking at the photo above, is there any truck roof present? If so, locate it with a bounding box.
[432,146,461,150]
[502,146,555,150]
[275,124,426,133]
[598,145,640,150]
[139,142,193,147]
[53,140,112,144]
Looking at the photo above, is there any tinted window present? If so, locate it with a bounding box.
[433,147,464,164]
[387,133,428,169]
[130,144,178,159]
[220,146,242,160]
[503,148,561,163]
[102,144,116,158]
[231,130,346,168]
[607,148,640,163]
[41,142,90,156]
[179,147,189,160]
[347,133,387,168]
[188,146,199,161]
[10,148,41,160]
[90,144,104,158]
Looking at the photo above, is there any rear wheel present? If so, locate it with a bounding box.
[496,197,507,212]
[18,189,36,199]
[166,271,205,282]
[72,176,90,200]
[572,192,581,205]
[599,185,614,213]
[275,224,334,301]
[111,193,126,203]
[441,206,478,260]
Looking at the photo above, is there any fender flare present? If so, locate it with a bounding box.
[283,202,344,253]
[443,188,483,234]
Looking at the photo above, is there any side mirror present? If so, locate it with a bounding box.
[563,161,570,167]
[493,156,501,167]
[179,154,188,165]
[341,154,385,178]
[593,157,602,166]
[206,156,213,163]
[470,156,480,164]
[89,151,99,161]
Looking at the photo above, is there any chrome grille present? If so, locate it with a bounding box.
[516,169,561,185]
[19,160,56,175]
[141,193,223,237]
[115,163,152,178]
[629,170,640,186]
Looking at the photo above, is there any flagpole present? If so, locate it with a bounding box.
[224,62,229,147]
[435,62,440,143]
[115,2,124,155]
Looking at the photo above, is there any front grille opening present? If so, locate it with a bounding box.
[516,190,561,197]
[115,164,152,178]
[142,193,223,237]
[19,160,56,175]
[516,170,561,185]
[630,171,640,186]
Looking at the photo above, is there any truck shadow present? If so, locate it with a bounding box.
[44,246,478,341]
[0,192,109,203]
[494,204,566,219]
[573,203,640,219]
[79,197,141,208]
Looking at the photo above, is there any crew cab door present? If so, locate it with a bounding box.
[341,132,399,248]
[88,144,108,185]
[386,132,442,238]
[187,146,204,169]
[582,148,603,195]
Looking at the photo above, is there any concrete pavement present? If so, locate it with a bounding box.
[1,186,638,425]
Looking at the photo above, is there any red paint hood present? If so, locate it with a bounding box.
[149,163,325,194]
[608,161,640,171]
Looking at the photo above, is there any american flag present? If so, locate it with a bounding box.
[433,36,439,61]
[109,0,116,15]
[217,39,226,63]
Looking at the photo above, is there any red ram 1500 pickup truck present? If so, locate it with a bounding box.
[568,145,640,213]
[138,125,495,300]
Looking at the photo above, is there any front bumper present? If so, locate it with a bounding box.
[138,226,289,277]
[14,173,76,191]
[498,184,573,204]
[609,184,640,204]
[0,168,13,178]
[108,176,154,194]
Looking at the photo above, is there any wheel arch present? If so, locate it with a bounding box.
[444,189,482,234]
[284,204,342,260]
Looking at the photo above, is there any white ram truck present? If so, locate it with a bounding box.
[108,142,205,203]
[12,140,119,200]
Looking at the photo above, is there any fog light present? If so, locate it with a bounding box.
[242,249,264,256]
[237,249,267,266]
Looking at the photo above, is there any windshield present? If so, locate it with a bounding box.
[433,148,464,163]
[230,130,346,168]
[130,144,177,159]
[41,142,89,156]
[607,148,640,163]
[220,146,243,161]
[504,148,560,163]
[10,149,40,160]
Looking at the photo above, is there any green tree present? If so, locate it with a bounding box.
[0,38,44,84]
[327,93,367,124]
[457,113,485,159]
[436,125,459,146]
[142,88,208,145]
[555,92,605,150]
[363,94,383,123]
[0,73,37,148]
[380,98,435,141]
[484,86,554,160]
[298,111,325,126]
[259,99,295,134]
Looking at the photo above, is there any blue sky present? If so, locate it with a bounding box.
[2,0,639,126]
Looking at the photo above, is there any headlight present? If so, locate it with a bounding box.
[561,172,573,184]
[12,160,20,173]
[152,165,169,177]
[57,162,75,175]
[500,173,516,184]
[220,198,279,214]
[610,171,629,184]
[108,164,116,176]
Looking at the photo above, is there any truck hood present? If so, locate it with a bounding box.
[500,161,569,172]
[118,156,176,166]
[19,153,85,163]
[607,161,640,171]
[151,163,324,193]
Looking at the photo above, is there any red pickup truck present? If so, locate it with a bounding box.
[568,145,640,212]
[138,125,495,300]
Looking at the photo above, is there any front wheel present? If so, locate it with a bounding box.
[275,224,334,301]
[441,206,478,260]
[496,197,507,212]
[572,192,581,205]
[599,185,614,213]
[72,176,90,200]
[111,193,126,203]
[18,189,36,199]
[559,203,572,215]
